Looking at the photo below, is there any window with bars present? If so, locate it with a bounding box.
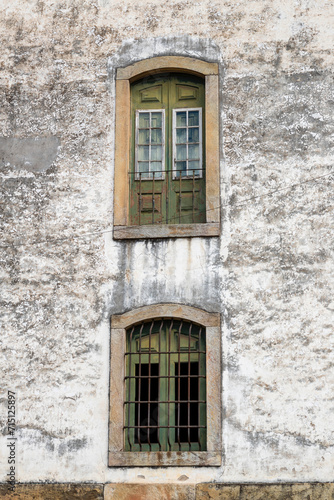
[124,319,206,452]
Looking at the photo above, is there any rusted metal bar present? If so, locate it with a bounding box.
[192,170,195,223]
[179,173,182,223]
[139,172,142,226]
[166,166,169,224]
[152,171,155,225]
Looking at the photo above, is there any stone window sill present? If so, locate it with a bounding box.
[108,451,221,467]
[113,222,220,239]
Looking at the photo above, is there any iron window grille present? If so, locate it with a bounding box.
[124,318,206,452]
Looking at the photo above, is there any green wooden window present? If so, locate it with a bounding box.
[130,73,206,225]
[124,319,206,452]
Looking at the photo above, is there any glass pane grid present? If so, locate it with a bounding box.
[174,109,202,178]
[136,110,164,180]
[124,319,206,452]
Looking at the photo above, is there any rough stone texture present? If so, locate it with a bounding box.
[196,483,334,499]
[104,483,195,500]
[0,137,60,173]
[0,484,103,499]
[0,0,334,486]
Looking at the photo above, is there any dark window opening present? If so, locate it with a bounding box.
[175,362,199,444]
[135,363,159,444]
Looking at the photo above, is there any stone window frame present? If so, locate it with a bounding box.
[113,56,220,240]
[108,303,222,467]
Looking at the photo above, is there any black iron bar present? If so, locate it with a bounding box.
[198,326,202,451]
[147,320,154,450]
[126,425,206,429]
[125,374,206,379]
[125,400,205,404]
[127,326,135,451]
[137,322,144,451]
[187,322,192,450]
[167,320,173,450]
[157,320,163,451]
[177,321,183,450]
[125,351,206,356]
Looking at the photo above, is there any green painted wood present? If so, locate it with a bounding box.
[125,320,207,452]
[130,74,205,225]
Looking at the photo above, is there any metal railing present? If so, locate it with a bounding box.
[130,168,205,225]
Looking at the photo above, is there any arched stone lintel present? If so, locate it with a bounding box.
[111,303,220,329]
[116,56,219,82]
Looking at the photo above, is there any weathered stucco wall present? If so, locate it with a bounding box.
[1,0,334,486]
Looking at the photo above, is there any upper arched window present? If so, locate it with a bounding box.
[130,73,205,226]
[113,56,220,239]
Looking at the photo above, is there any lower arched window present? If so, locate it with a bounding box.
[109,304,221,467]
[125,319,206,452]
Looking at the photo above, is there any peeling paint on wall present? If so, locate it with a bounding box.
[1,0,334,486]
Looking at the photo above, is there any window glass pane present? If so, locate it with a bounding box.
[151,145,162,161]
[188,127,199,143]
[188,110,199,126]
[151,129,162,144]
[151,161,162,176]
[176,144,187,161]
[175,161,187,177]
[138,162,149,174]
[176,111,187,127]
[151,112,162,128]
[188,144,199,159]
[176,128,187,144]
[138,145,149,161]
[188,160,200,176]
[138,129,150,144]
[139,113,150,128]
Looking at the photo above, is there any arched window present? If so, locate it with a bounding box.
[125,318,206,451]
[113,56,220,239]
[130,73,205,225]
[109,304,221,467]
